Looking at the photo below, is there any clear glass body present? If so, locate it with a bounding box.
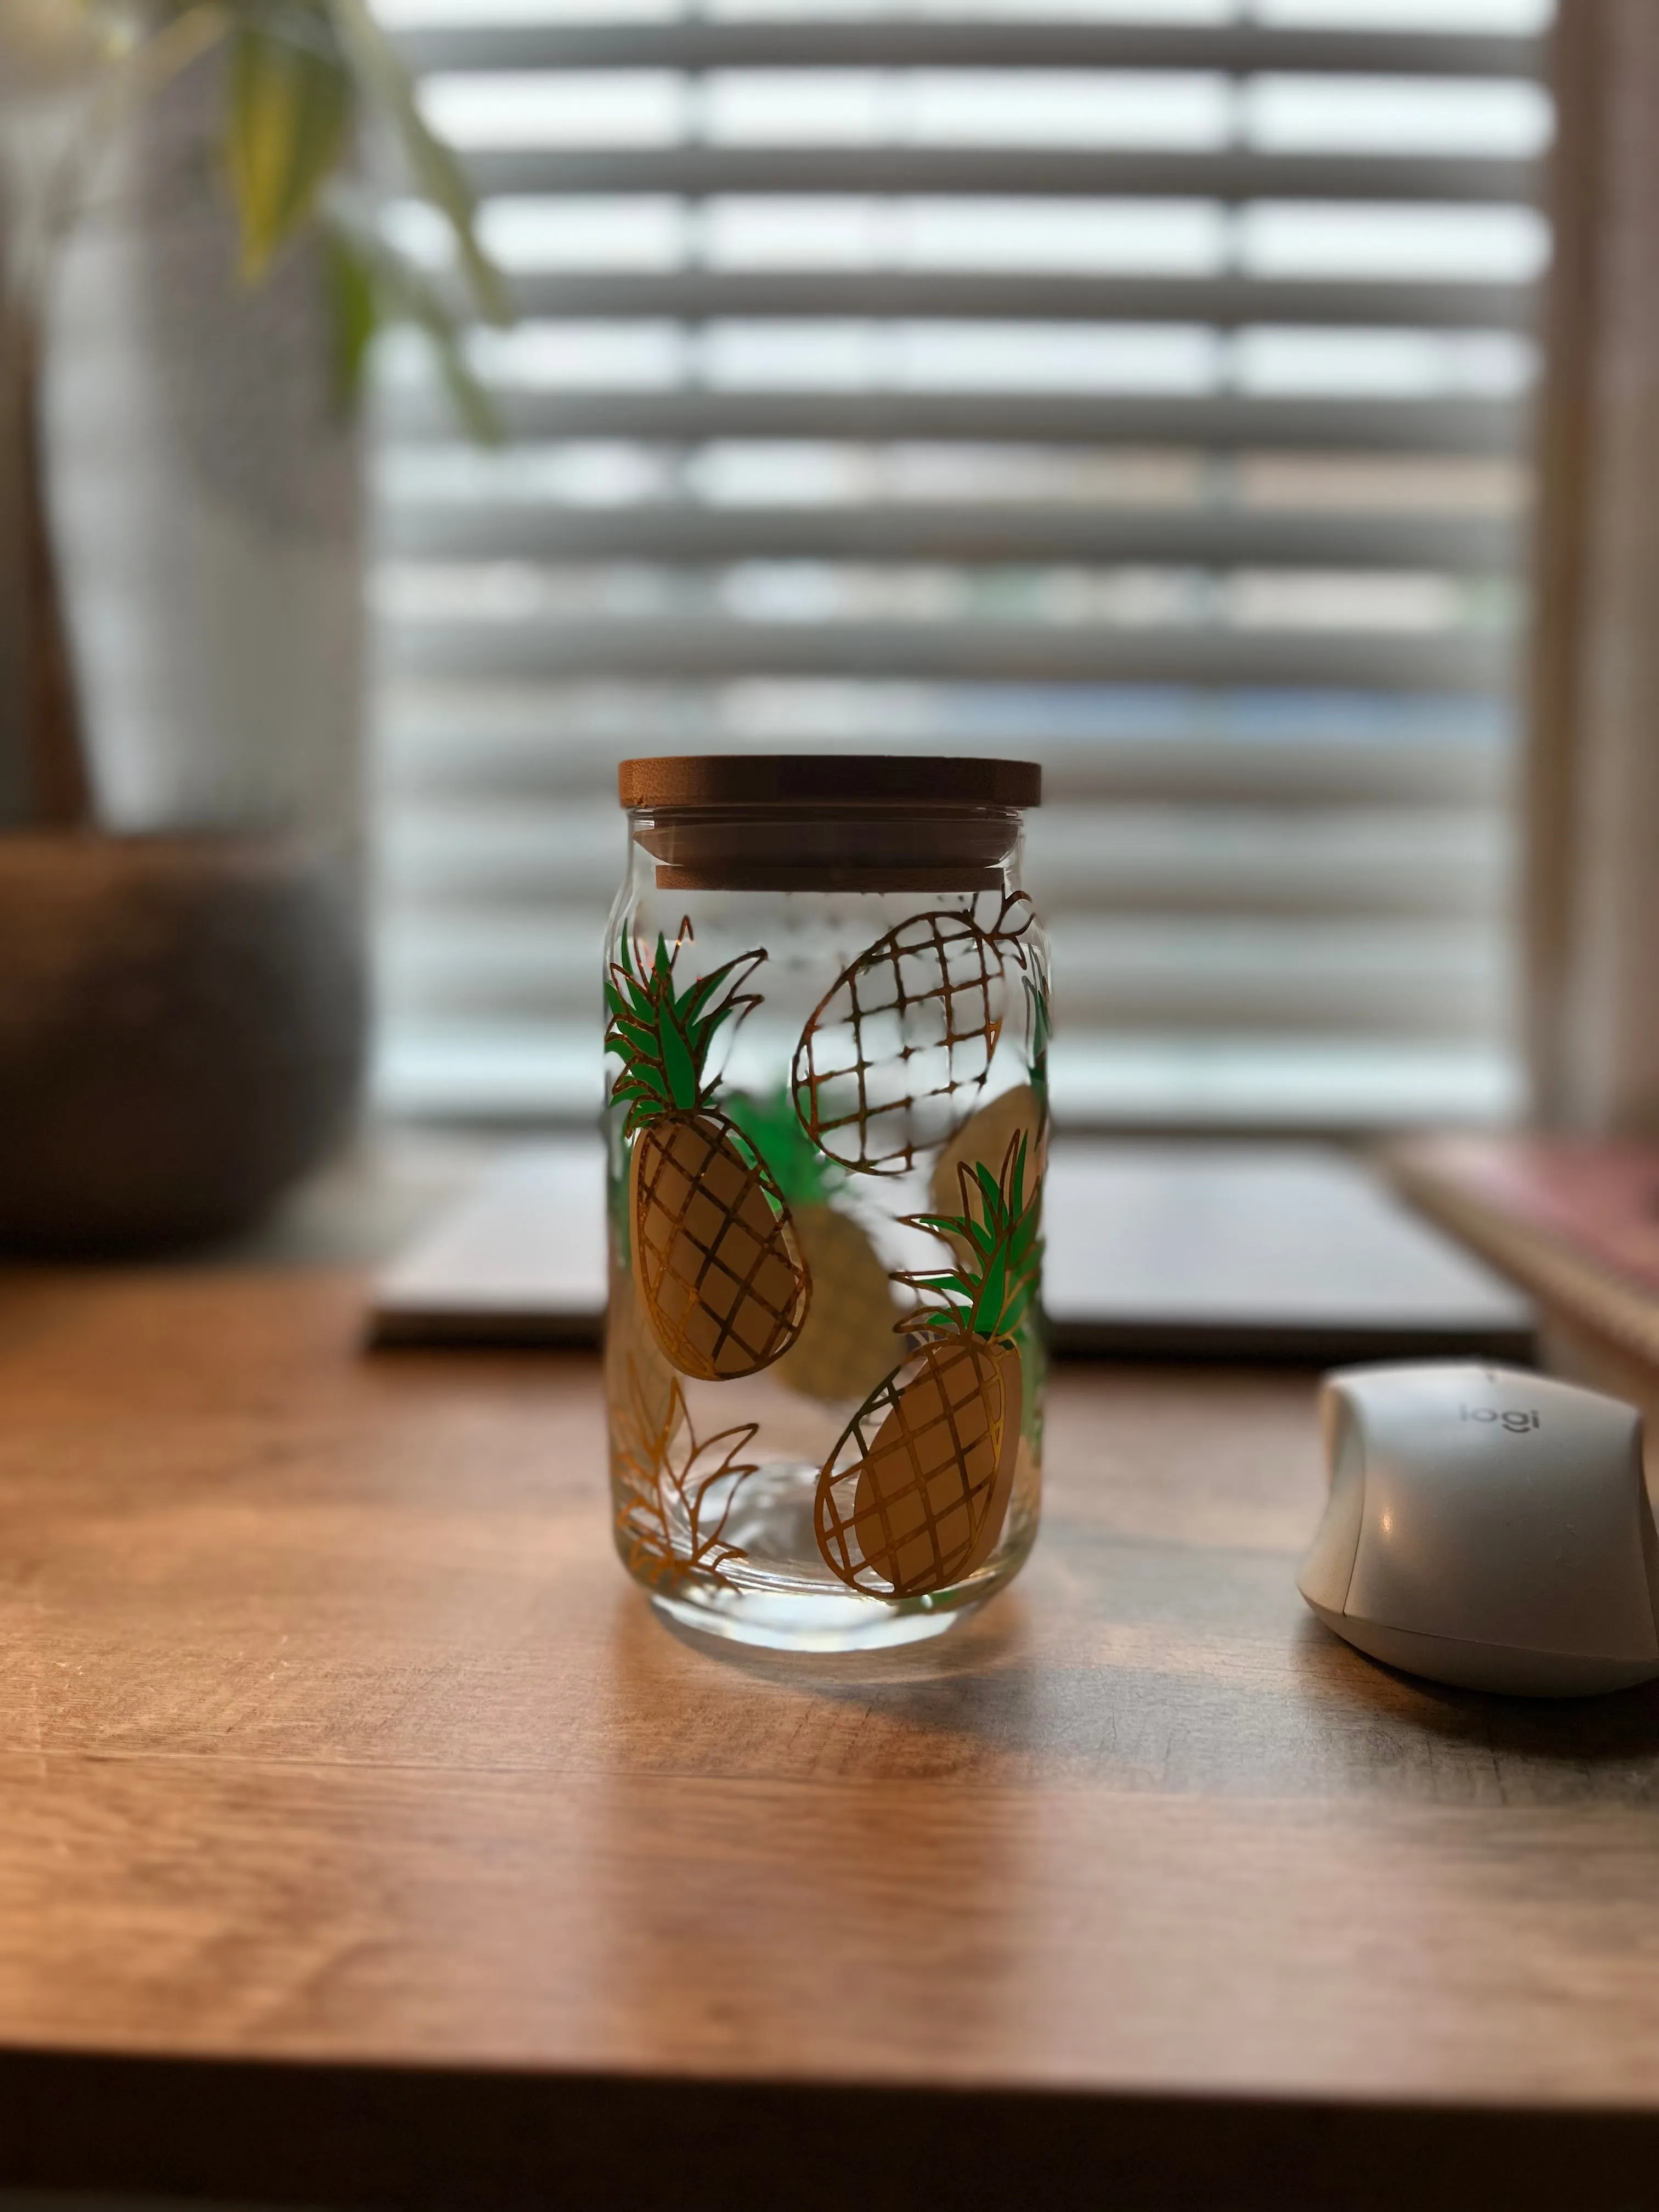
[603,801,1049,1651]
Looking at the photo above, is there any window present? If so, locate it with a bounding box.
[371,0,1552,1130]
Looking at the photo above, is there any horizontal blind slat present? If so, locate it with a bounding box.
[375,1026,1517,1130]
[394,22,1545,80]
[383,802,1506,918]
[381,915,1509,1039]
[461,145,1542,205]
[380,498,1519,571]
[380,712,1511,809]
[382,616,1513,690]
[373,3,1542,1125]
[502,268,1536,330]
[379,389,1530,455]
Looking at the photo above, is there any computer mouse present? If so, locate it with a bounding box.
[1299,1362,1659,1697]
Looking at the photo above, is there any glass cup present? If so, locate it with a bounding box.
[603,754,1048,1651]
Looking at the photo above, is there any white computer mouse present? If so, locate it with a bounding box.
[1299,1362,1659,1697]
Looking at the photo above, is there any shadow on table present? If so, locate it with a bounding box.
[1293,1611,1659,1771]
[653,1570,1659,1798]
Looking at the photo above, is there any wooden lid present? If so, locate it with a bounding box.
[618,754,1040,811]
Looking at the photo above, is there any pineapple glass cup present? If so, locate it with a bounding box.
[605,754,1048,1652]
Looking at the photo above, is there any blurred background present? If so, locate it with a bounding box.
[367,0,1549,1136]
[25,0,1659,1274]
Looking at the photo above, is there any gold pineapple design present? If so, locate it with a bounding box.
[815,1129,1042,1599]
[792,893,1035,1175]
[611,1358,760,1590]
[930,1081,1045,1245]
[723,1086,900,1406]
[605,1255,676,1449]
[780,1206,899,1404]
[933,1069,1050,1465]
[606,926,810,1381]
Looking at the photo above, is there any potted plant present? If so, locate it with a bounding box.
[0,0,503,1247]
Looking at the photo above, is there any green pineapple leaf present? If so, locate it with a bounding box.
[970,1246,1008,1336]
[907,1210,974,1243]
[609,1019,659,1064]
[721,1085,843,1212]
[894,1127,1042,1345]
[904,1269,977,1304]
[657,1006,698,1113]
[603,921,766,1138]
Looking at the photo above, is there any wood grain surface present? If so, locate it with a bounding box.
[1,1261,1658,2208]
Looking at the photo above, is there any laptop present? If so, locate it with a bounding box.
[369,1136,1534,1363]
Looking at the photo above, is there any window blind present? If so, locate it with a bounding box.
[371,0,1551,1129]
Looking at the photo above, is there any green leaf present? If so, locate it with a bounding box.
[678,968,731,1025]
[610,1064,667,1097]
[721,1085,840,1211]
[905,1271,975,1301]
[320,222,379,411]
[680,947,763,1025]
[619,972,657,1019]
[972,1248,1008,1336]
[608,1068,668,1103]
[1013,1138,1032,1217]
[909,1210,964,1237]
[225,10,353,282]
[659,1009,699,1109]
[914,1308,960,1335]
[1025,975,1051,1053]
[692,999,746,1059]
[327,0,511,325]
[608,1014,658,1060]
[324,211,501,442]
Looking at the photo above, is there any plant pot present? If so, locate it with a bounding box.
[0,833,365,1251]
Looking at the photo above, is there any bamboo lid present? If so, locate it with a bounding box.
[618,754,1041,811]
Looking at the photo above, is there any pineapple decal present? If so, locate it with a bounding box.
[930,1081,1046,1244]
[792,893,1036,1175]
[930,1079,1049,1465]
[611,1359,760,1590]
[723,1086,901,1405]
[1025,967,1051,1128]
[814,1129,1042,1599]
[606,924,811,1381]
[605,1254,676,1454]
[782,1207,902,1407]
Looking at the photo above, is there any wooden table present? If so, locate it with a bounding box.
[2,1257,1659,2210]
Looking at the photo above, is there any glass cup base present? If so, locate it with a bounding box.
[630,1455,1024,1652]
[650,1581,981,1653]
